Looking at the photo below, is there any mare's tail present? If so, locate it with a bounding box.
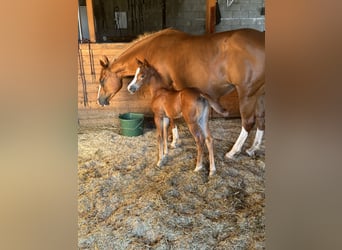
[200,93,230,117]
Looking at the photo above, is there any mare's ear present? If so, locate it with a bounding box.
[100,55,109,68]
[136,58,144,66]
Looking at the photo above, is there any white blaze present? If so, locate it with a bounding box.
[127,67,140,93]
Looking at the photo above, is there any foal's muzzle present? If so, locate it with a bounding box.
[128,85,138,94]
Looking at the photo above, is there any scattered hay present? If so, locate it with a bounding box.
[78,110,265,249]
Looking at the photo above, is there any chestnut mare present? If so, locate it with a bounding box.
[128,59,229,176]
[97,28,265,159]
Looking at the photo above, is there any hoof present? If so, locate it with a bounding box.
[194,165,203,172]
[225,151,237,159]
[246,148,255,157]
[209,170,216,176]
[157,157,166,167]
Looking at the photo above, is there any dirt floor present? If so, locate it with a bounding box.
[78,109,265,249]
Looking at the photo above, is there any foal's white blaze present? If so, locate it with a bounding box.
[246,129,264,156]
[127,67,140,93]
[225,127,248,159]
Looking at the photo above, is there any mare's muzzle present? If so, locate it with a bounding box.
[98,96,110,106]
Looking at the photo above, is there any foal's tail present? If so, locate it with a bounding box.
[200,93,230,117]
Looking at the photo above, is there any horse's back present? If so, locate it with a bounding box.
[180,88,207,109]
[152,89,182,118]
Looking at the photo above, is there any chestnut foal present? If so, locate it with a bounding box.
[128,59,229,176]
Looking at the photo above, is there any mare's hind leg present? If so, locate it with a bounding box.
[225,94,257,159]
[246,93,265,156]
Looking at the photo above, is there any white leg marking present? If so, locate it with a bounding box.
[96,84,102,104]
[194,164,203,172]
[246,129,264,156]
[225,127,248,159]
[170,126,179,148]
[127,67,140,93]
[162,117,169,155]
[157,157,166,167]
[206,137,216,176]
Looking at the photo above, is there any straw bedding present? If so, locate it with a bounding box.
[78,110,265,249]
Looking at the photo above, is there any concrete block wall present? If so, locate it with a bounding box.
[166,0,207,34]
[88,1,265,40]
[166,0,265,34]
[216,0,265,32]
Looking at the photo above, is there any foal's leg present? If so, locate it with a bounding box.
[162,117,169,155]
[167,119,174,142]
[166,118,179,148]
[246,93,265,156]
[154,116,165,167]
[170,122,179,149]
[188,122,205,173]
[199,107,216,176]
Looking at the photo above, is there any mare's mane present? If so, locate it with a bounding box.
[114,28,177,62]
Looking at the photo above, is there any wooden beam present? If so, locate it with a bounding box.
[206,0,216,34]
[85,0,96,42]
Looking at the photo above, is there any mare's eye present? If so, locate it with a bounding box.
[140,74,145,79]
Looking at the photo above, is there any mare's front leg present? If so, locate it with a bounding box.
[225,93,257,159]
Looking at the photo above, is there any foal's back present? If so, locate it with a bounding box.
[152,86,207,123]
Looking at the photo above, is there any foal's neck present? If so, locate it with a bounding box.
[148,71,171,97]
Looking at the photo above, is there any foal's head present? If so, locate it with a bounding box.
[127,59,158,94]
[97,56,123,106]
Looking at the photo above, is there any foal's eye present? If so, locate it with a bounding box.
[140,74,145,79]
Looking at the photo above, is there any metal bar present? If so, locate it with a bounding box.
[88,41,96,83]
[78,7,83,41]
[78,43,88,107]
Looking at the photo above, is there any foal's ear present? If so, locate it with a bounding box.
[144,58,151,66]
[143,59,150,67]
[136,58,144,66]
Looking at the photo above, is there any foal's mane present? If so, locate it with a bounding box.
[144,62,172,90]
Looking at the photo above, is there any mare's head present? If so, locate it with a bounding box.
[97,56,123,106]
[127,58,157,94]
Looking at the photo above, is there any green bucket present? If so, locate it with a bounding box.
[118,112,144,137]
